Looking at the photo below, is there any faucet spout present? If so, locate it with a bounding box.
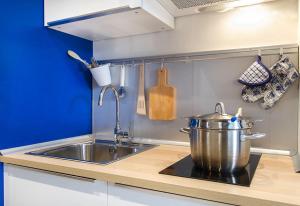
[98,85,127,143]
[98,85,116,106]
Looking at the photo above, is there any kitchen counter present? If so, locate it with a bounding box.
[1,143,300,206]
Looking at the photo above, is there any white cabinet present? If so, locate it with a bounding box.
[44,0,175,41]
[107,183,232,206]
[4,164,232,206]
[4,165,107,206]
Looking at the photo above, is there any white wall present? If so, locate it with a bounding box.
[94,0,298,60]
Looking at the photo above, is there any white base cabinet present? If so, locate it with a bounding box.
[107,183,231,206]
[4,164,231,206]
[4,165,107,206]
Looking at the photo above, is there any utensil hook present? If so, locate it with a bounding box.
[257,49,262,56]
[280,48,284,58]
[142,60,145,70]
[215,102,226,115]
[160,58,165,71]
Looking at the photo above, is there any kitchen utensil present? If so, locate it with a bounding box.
[67,50,91,69]
[118,65,126,98]
[91,57,99,68]
[180,102,265,173]
[148,67,176,120]
[136,64,146,115]
[90,64,112,86]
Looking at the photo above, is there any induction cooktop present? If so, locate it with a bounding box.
[159,153,261,187]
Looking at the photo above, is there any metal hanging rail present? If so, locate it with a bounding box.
[99,44,299,66]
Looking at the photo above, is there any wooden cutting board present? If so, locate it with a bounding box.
[148,67,176,120]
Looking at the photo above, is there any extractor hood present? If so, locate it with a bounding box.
[157,0,277,16]
[44,0,175,41]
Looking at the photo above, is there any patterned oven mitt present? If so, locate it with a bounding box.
[238,55,272,87]
[241,84,270,103]
[261,56,299,109]
[241,56,299,109]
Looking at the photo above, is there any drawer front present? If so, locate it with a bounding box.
[4,164,107,206]
[108,183,232,206]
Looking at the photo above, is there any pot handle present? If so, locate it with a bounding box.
[215,102,226,115]
[241,133,266,141]
[253,119,263,122]
[246,119,264,128]
[180,128,191,134]
[251,119,264,124]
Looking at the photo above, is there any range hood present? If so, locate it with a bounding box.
[44,0,175,41]
[157,0,277,16]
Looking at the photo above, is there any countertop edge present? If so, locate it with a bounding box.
[0,155,297,206]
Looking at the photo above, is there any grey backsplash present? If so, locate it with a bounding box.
[93,54,299,153]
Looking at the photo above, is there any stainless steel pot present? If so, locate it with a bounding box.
[180,102,265,173]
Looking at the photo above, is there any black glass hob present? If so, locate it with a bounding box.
[159,154,261,187]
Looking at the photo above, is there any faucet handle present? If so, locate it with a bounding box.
[119,131,129,138]
[115,131,129,144]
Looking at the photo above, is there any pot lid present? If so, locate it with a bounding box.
[196,112,233,121]
[192,102,235,121]
[186,102,252,130]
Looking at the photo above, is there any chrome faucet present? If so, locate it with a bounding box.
[98,85,128,143]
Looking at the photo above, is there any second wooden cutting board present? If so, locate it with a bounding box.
[148,67,176,120]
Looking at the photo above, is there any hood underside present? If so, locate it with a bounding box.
[157,0,276,16]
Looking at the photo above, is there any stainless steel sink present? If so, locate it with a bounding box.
[27,140,156,165]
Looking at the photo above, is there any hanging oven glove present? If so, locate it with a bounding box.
[260,56,299,110]
[240,56,272,103]
[241,84,270,103]
[238,55,272,87]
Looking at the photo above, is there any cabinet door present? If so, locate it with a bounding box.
[4,164,107,206]
[108,183,232,206]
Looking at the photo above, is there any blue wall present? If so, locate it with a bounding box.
[0,1,93,204]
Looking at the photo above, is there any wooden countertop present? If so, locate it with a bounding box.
[1,144,300,206]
